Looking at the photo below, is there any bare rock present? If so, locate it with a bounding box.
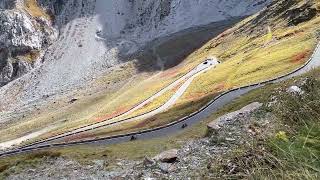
[287,85,304,95]
[285,1,317,26]
[0,0,15,9]
[158,162,177,173]
[0,4,58,86]
[143,156,156,167]
[153,149,178,163]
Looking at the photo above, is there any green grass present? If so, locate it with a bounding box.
[177,13,320,104]
[0,151,61,179]
[1,67,320,180]
[2,0,320,159]
[0,62,137,142]
[0,74,283,160]
[2,1,320,178]
[208,69,320,179]
[119,80,185,119]
[59,12,320,140]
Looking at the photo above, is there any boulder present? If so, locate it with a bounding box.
[153,149,178,163]
[143,156,155,167]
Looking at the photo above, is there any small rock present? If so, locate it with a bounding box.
[143,156,155,166]
[287,86,304,95]
[225,138,236,141]
[93,160,105,169]
[153,149,178,163]
[248,124,260,136]
[158,163,177,173]
[207,123,221,135]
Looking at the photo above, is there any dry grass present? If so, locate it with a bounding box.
[24,0,50,20]
[2,0,320,147]
[1,70,319,180]
[175,2,320,105]
[16,50,40,63]
[94,0,320,138]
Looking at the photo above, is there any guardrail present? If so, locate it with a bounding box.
[14,64,202,148]
[1,41,319,157]
[7,63,208,149]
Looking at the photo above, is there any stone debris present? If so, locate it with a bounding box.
[287,85,304,95]
[7,102,272,179]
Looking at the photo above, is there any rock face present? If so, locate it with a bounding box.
[0,0,15,9]
[0,0,58,86]
[285,1,318,26]
[96,0,272,45]
[38,0,92,27]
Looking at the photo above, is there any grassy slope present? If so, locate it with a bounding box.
[177,0,320,104]
[0,65,306,178]
[0,74,279,173]
[1,0,320,178]
[1,0,319,146]
[68,0,320,138]
[1,58,320,180]
[210,69,320,179]
[0,41,192,142]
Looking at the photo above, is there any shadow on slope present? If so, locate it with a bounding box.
[40,0,244,73]
[124,17,245,72]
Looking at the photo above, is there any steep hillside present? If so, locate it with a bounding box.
[1,0,319,148]
[177,0,320,104]
[0,0,270,103]
[0,0,270,143]
[48,0,320,141]
[0,0,320,179]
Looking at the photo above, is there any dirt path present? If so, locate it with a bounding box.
[0,126,56,150]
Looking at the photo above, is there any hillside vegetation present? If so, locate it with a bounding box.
[24,0,51,20]
[0,1,318,179]
[1,0,319,148]
[2,65,320,179]
[178,0,320,104]
[64,0,320,139]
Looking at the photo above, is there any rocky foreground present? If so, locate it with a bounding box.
[7,101,272,179]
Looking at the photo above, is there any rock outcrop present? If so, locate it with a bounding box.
[96,0,272,45]
[0,0,58,86]
[0,0,15,9]
[287,85,304,95]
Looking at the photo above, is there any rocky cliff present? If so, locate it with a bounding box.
[0,0,57,86]
[0,0,15,9]
[93,0,272,52]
